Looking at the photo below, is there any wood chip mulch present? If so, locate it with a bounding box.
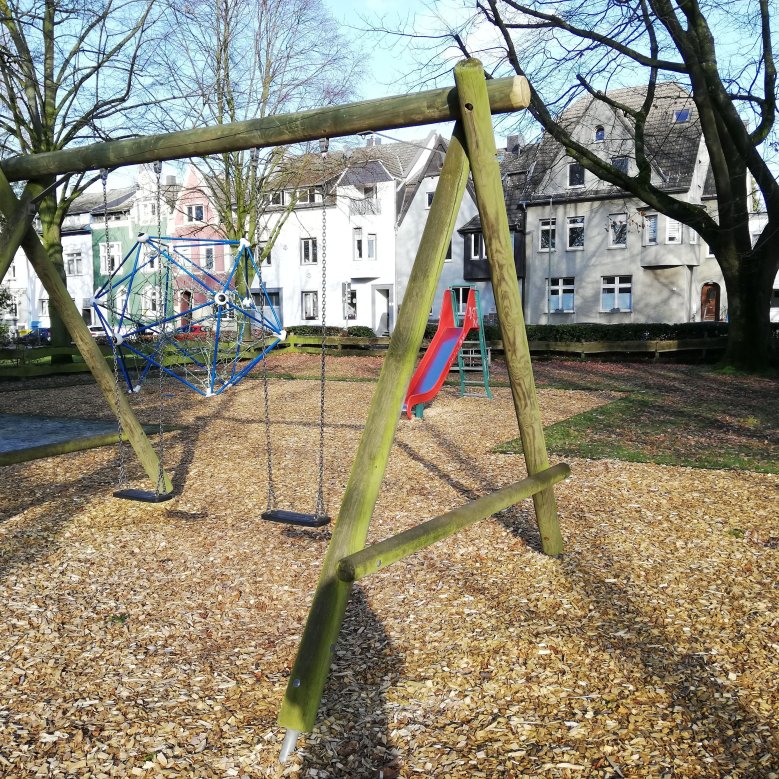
[1,361,777,778]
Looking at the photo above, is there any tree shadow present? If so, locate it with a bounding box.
[296,586,404,778]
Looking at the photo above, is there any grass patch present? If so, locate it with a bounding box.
[496,393,778,473]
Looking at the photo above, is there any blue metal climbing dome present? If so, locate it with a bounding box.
[91,234,285,396]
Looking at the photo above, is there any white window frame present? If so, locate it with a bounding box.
[594,125,605,142]
[100,241,122,274]
[9,295,18,317]
[141,287,160,318]
[601,275,633,312]
[546,277,575,313]
[353,227,363,260]
[644,213,658,245]
[608,213,628,248]
[301,237,318,265]
[367,233,377,261]
[9,262,16,279]
[302,290,318,321]
[566,216,585,250]
[666,218,682,244]
[539,219,556,252]
[567,161,584,188]
[343,283,357,320]
[296,187,318,204]
[451,286,470,317]
[470,232,486,260]
[39,297,49,317]
[65,250,83,276]
[186,203,204,223]
[612,156,629,175]
[688,227,698,245]
[270,190,285,207]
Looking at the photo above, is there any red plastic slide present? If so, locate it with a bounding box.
[402,288,479,418]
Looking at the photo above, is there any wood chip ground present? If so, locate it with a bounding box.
[1,358,777,778]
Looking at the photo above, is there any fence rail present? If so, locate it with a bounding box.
[0,336,729,379]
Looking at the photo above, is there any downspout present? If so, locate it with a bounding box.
[547,196,553,323]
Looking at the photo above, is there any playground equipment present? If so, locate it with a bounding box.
[91,234,285,397]
[403,286,479,418]
[0,59,569,762]
[454,286,493,401]
[260,140,331,529]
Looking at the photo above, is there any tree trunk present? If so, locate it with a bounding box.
[720,245,777,370]
[38,195,72,362]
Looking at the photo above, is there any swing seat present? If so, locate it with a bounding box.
[113,488,175,503]
[261,509,330,528]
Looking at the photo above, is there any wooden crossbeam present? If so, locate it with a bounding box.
[337,464,571,583]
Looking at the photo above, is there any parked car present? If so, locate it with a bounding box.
[88,324,106,338]
[175,324,211,340]
[17,327,50,345]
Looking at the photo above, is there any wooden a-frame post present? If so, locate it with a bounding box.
[276,59,564,760]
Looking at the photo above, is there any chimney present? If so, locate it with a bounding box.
[507,134,523,154]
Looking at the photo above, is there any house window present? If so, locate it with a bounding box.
[506,171,527,187]
[426,191,435,208]
[65,251,83,276]
[302,291,318,320]
[270,191,284,206]
[547,277,575,313]
[343,283,356,320]
[301,237,318,265]
[9,295,18,317]
[688,228,698,245]
[367,233,377,261]
[612,156,629,175]
[675,108,690,123]
[142,287,159,317]
[567,216,585,250]
[451,286,470,316]
[771,288,779,308]
[594,125,605,142]
[602,275,633,311]
[608,213,627,247]
[39,298,49,316]
[353,228,363,260]
[540,219,556,251]
[100,241,122,274]
[644,213,658,245]
[445,241,452,261]
[666,218,682,244]
[9,262,15,278]
[204,247,215,270]
[297,188,317,204]
[257,242,270,266]
[186,204,204,222]
[568,162,584,188]
[470,232,486,259]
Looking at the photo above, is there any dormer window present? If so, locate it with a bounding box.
[594,125,605,142]
[568,161,584,188]
[674,108,690,123]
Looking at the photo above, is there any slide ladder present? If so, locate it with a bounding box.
[452,287,493,400]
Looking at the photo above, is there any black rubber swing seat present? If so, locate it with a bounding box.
[261,509,330,528]
[113,488,175,503]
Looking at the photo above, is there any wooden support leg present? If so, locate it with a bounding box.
[276,124,472,748]
[0,171,173,494]
[454,59,564,557]
[0,187,36,282]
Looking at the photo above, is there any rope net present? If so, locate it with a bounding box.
[91,235,284,396]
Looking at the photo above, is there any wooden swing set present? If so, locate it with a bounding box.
[0,59,570,762]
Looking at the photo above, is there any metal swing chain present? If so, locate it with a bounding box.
[252,148,277,511]
[154,161,166,497]
[102,169,127,486]
[315,139,329,520]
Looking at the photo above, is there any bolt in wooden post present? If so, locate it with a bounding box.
[277,124,473,748]
[454,59,564,556]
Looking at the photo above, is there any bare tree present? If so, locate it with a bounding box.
[0,0,165,349]
[162,0,360,296]
[388,0,779,370]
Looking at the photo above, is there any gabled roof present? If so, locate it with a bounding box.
[336,159,393,187]
[517,81,701,203]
